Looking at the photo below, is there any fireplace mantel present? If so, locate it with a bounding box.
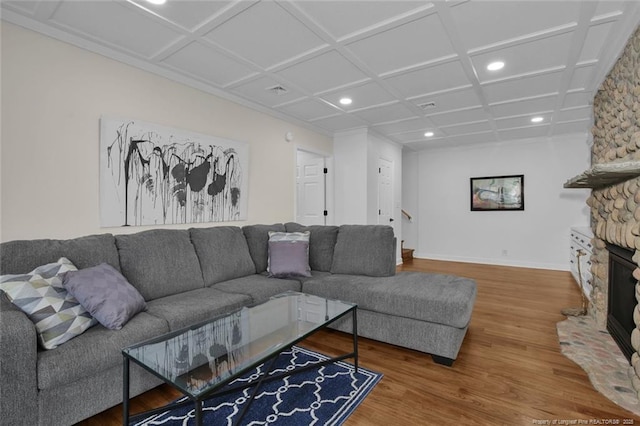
[564,161,640,189]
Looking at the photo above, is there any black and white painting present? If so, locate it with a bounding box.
[100,117,249,227]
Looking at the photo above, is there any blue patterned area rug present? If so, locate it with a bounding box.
[132,346,382,426]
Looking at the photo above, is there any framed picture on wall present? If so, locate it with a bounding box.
[470,175,524,211]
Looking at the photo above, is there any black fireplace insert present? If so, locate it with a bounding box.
[606,243,636,363]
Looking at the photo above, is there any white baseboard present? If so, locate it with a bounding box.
[413,252,569,272]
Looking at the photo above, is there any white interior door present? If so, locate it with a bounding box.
[378,158,393,225]
[296,150,326,225]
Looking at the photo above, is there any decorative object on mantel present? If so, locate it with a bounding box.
[563,161,640,189]
[470,174,524,211]
[99,117,249,227]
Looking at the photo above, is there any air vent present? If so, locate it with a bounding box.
[417,101,436,110]
[266,85,289,95]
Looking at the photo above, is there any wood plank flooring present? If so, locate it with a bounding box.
[77,259,640,425]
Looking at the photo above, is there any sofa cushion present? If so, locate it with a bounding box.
[62,263,146,330]
[285,223,339,272]
[302,271,477,328]
[210,274,301,305]
[242,224,286,273]
[116,229,204,301]
[330,225,396,277]
[37,311,168,390]
[267,231,311,278]
[190,227,256,285]
[0,233,120,275]
[145,288,251,331]
[0,257,98,350]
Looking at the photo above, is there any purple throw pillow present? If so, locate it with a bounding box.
[62,263,146,330]
[268,232,311,278]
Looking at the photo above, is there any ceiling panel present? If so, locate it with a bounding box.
[229,76,305,107]
[472,32,574,83]
[162,41,255,86]
[294,0,429,40]
[320,82,396,111]
[346,13,455,74]
[130,0,232,31]
[276,50,368,94]
[450,1,581,51]
[490,95,557,118]
[50,1,183,57]
[203,2,326,69]
[482,71,564,104]
[2,0,639,151]
[383,60,470,98]
[414,87,482,115]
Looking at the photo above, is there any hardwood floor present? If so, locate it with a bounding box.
[78,259,640,425]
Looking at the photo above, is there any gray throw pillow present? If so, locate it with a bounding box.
[267,232,312,278]
[63,263,146,330]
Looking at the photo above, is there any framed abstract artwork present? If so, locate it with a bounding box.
[470,175,524,211]
[100,117,249,227]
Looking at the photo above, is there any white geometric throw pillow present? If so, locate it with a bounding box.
[0,257,98,349]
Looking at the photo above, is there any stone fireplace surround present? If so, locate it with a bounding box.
[581,25,640,398]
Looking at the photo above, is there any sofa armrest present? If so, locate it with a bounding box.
[0,293,38,425]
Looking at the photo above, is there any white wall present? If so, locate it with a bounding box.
[412,134,591,270]
[333,129,369,224]
[0,23,332,241]
[402,150,419,251]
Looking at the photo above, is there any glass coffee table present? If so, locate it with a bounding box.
[122,291,357,425]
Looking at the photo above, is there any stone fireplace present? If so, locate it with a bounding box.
[582,25,640,396]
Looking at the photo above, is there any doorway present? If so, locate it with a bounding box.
[378,157,393,226]
[296,149,328,225]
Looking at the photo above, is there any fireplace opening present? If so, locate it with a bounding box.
[606,243,636,363]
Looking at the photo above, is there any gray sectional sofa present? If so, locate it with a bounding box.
[0,223,477,426]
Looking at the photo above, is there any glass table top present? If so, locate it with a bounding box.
[123,291,355,397]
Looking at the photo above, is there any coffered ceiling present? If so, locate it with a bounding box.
[3,0,640,150]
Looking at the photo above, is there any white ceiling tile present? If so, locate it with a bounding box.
[579,21,616,63]
[569,66,595,91]
[413,87,482,114]
[563,91,593,109]
[310,114,368,132]
[441,120,492,136]
[230,76,305,107]
[353,103,417,124]
[294,0,428,39]
[593,1,626,19]
[498,125,550,141]
[483,71,563,104]
[162,41,255,86]
[50,1,182,58]
[373,117,434,135]
[446,131,495,146]
[472,32,573,83]
[490,95,557,118]
[204,2,325,69]
[557,106,592,122]
[320,82,396,110]
[496,115,551,130]
[450,1,581,50]
[346,14,455,74]
[383,60,469,98]
[276,50,368,94]
[428,107,488,127]
[277,98,338,121]
[2,1,38,14]
[130,0,232,31]
[554,119,591,135]
[392,130,443,143]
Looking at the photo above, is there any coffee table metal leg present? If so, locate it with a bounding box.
[123,357,130,426]
[352,309,358,372]
[195,400,202,426]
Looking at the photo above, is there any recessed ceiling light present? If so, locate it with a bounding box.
[339,97,352,105]
[424,131,435,137]
[146,0,166,4]
[487,61,505,71]
[531,116,544,123]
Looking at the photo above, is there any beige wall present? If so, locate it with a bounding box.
[0,22,332,241]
